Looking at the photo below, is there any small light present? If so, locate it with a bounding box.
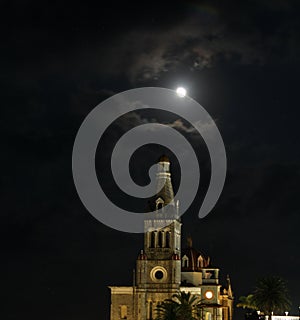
[176,87,187,98]
[205,290,213,299]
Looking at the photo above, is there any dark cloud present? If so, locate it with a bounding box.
[3,0,300,319]
[79,2,299,85]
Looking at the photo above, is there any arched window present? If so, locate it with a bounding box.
[197,255,204,268]
[151,232,156,248]
[147,301,153,320]
[182,255,189,268]
[158,231,163,247]
[205,312,212,320]
[156,198,164,212]
[120,305,127,319]
[166,231,170,248]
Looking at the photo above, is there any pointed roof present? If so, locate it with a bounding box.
[148,155,175,211]
[227,274,233,298]
[181,237,210,272]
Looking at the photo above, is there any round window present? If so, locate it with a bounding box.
[154,270,164,280]
[150,266,167,282]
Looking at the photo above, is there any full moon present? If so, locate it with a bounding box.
[176,87,187,97]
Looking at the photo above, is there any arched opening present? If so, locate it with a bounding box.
[205,312,212,320]
[182,255,189,268]
[155,198,164,212]
[157,203,163,210]
[151,232,156,248]
[147,301,153,320]
[158,231,163,247]
[197,255,204,268]
[166,231,170,248]
[120,305,127,319]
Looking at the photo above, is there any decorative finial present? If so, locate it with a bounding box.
[187,235,193,248]
[227,274,233,298]
[159,154,170,162]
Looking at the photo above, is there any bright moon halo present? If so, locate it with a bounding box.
[176,87,187,98]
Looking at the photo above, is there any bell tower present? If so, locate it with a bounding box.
[108,155,234,320]
[135,155,181,320]
[143,155,181,260]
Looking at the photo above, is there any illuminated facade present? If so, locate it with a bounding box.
[109,156,234,320]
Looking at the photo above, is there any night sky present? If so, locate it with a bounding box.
[3,1,300,319]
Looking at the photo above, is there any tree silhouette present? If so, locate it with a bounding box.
[155,300,179,320]
[237,276,291,318]
[155,291,200,320]
[251,276,291,316]
[237,294,257,310]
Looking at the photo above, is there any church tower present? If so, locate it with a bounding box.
[135,155,181,319]
[109,156,181,320]
[108,156,234,320]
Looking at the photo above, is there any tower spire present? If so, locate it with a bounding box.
[227,274,233,298]
[143,156,181,260]
[155,155,175,207]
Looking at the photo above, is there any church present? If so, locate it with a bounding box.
[109,156,234,320]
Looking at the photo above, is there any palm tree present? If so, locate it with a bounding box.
[251,276,291,317]
[237,294,259,320]
[237,294,257,310]
[173,291,200,320]
[155,291,200,320]
[155,300,179,320]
